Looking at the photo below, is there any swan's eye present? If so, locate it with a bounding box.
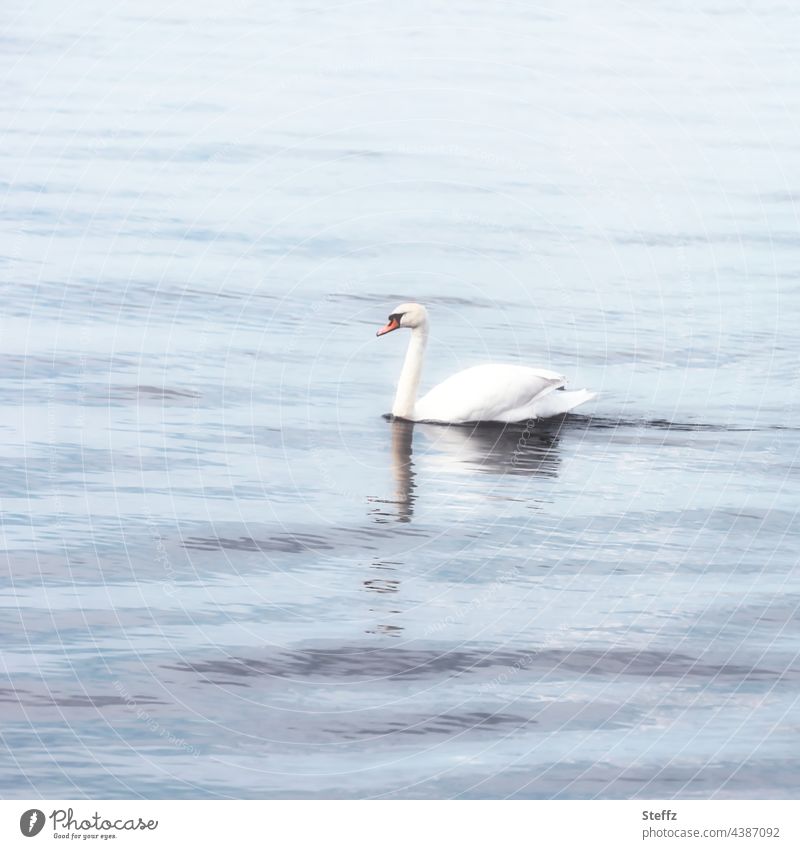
[388,312,403,323]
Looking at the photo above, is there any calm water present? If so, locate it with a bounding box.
[2,0,799,799]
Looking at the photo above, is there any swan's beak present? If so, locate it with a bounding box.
[376,317,400,337]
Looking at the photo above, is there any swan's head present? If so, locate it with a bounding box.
[376,302,428,336]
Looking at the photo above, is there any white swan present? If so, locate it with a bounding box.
[376,302,595,423]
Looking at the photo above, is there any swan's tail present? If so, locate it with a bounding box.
[530,388,596,419]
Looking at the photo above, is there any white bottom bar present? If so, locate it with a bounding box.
[2,799,797,848]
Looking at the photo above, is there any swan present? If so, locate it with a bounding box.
[376,302,595,424]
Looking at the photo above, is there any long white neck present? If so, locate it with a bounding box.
[392,323,428,419]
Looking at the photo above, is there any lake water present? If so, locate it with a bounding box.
[2,0,799,799]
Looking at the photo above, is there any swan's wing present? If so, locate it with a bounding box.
[414,364,566,423]
[520,388,596,419]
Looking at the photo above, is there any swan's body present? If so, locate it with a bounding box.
[414,363,595,424]
[376,303,595,424]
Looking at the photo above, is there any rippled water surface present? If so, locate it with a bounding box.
[2,0,799,798]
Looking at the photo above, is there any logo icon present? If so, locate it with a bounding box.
[19,809,46,837]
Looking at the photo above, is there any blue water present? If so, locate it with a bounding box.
[1,0,799,798]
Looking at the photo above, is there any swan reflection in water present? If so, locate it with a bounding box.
[364,418,566,637]
[370,416,564,523]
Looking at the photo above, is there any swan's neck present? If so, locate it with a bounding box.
[392,324,428,419]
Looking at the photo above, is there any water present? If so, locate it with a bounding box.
[1,0,799,799]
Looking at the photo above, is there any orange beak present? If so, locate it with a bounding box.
[376,317,400,337]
